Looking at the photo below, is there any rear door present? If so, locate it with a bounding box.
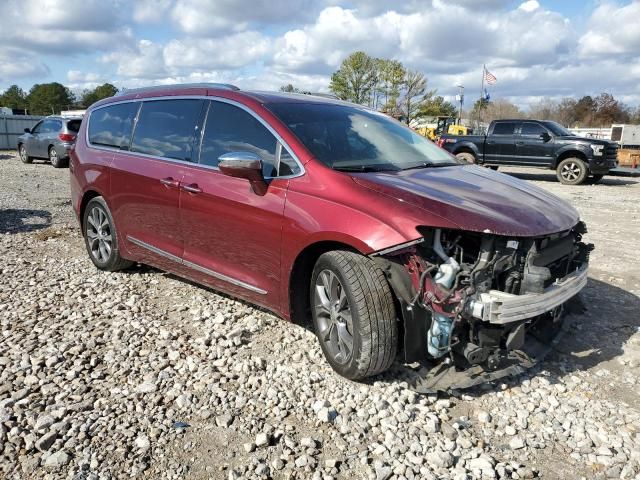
[42,119,63,156]
[515,122,554,165]
[484,121,518,164]
[178,99,302,308]
[109,98,205,271]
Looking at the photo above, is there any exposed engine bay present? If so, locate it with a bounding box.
[374,222,592,390]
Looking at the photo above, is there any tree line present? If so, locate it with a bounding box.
[0,83,118,115]
[470,94,640,127]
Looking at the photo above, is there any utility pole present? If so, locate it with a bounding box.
[456,85,464,125]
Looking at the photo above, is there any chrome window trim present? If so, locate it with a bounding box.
[127,235,267,295]
[85,95,306,180]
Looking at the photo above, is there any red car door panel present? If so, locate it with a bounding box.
[110,154,185,270]
[179,166,287,309]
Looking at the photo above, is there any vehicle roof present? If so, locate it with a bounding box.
[492,119,556,123]
[92,83,352,109]
[45,115,83,121]
[241,91,347,105]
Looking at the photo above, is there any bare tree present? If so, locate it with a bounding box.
[402,70,426,124]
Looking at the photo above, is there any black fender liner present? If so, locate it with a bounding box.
[373,257,431,363]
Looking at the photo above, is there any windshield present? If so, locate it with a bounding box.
[266,103,460,171]
[542,121,573,136]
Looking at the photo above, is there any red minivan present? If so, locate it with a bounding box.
[70,83,590,388]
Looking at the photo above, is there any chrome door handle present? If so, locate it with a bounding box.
[181,183,202,194]
[160,177,180,188]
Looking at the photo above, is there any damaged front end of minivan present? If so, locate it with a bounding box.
[373,222,592,392]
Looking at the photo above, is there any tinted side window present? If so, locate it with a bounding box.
[492,122,517,135]
[279,148,301,176]
[520,123,546,136]
[131,99,203,161]
[200,101,278,176]
[89,103,139,149]
[66,119,82,133]
[41,120,61,133]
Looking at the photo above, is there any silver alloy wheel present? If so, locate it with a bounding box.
[314,269,354,365]
[19,145,27,161]
[86,206,112,263]
[49,148,58,164]
[561,161,581,181]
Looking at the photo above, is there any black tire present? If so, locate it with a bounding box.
[455,152,476,164]
[83,197,133,271]
[49,146,67,168]
[18,144,32,164]
[556,158,588,185]
[488,166,499,171]
[310,250,397,380]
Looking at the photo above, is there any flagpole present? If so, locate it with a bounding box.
[479,64,485,127]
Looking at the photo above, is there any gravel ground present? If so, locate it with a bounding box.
[1,150,639,480]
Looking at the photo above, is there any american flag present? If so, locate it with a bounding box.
[484,67,497,85]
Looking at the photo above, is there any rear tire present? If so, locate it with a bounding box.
[310,250,397,380]
[49,146,67,168]
[18,144,32,164]
[455,152,476,164]
[83,197,133,271]
[556,158,588,185]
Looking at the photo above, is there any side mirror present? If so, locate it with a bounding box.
[24,128,31,134]
[540,132,551,142]
[218,152,267,195]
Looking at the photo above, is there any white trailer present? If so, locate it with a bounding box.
[611,124,640,147]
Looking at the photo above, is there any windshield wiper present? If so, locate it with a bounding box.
[332,165,394,172]
[402,162,460,170]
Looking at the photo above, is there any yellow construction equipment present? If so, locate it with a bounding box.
[420,116,471,141]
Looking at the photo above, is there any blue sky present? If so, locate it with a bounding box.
[1,0,639,108]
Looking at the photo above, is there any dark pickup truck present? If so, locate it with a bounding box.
[439,119,618,185]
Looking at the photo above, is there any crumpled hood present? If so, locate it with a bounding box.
[352,165,579,237]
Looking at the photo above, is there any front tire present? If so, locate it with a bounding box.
[49,146,67,168]
[557,158,588,185]
[311,251,397,380]
[83,197,133,271]
[19,144,32,164]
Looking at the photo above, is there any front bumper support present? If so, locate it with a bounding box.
[470,266,588,324]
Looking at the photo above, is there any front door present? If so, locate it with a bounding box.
[109,98,204,271]
[179,99,301,309]
[26,120,44,157]
[516,122,555,165]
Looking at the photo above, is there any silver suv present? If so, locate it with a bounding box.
[17,116,82,168]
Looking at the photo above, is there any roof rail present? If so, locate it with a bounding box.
[115,83,240,96]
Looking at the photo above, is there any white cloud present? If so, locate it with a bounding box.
[102,40,168,78]
[578,1,640,58]
[164,32,273,71]
[170,0,319,35]
[133,0,174,23]
[518,1,540,13]
[0,47,50,83]
[22,0,123,31]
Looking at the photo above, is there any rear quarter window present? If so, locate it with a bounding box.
[66,119,82,133]
[492,122,517,135]
[88,103,139,149]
